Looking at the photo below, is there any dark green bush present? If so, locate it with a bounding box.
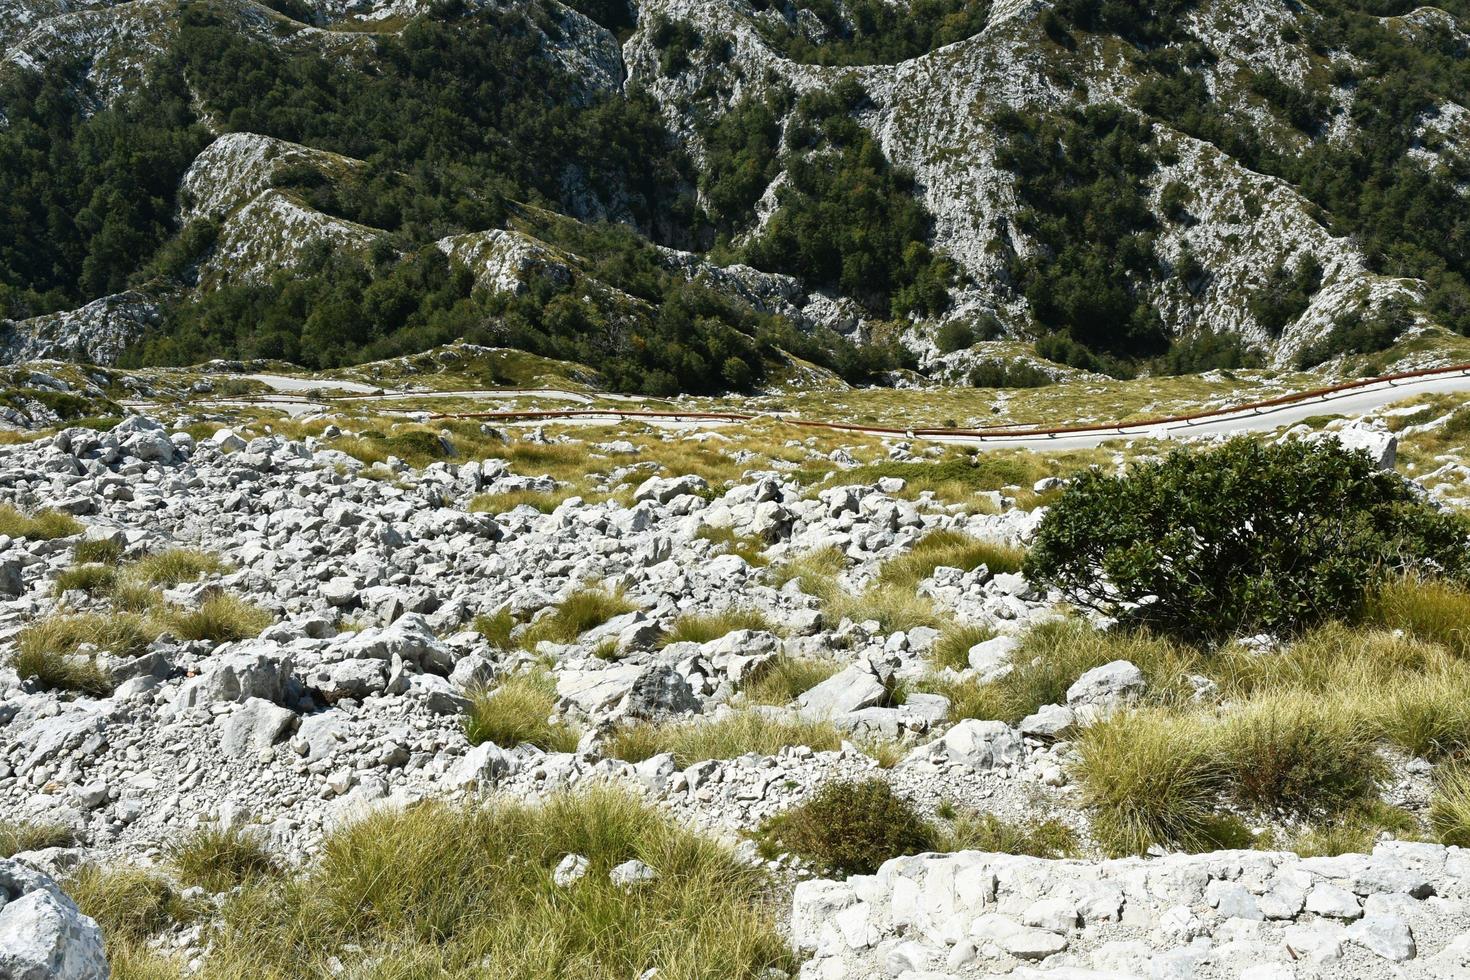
[757,778,935,877]
[1024,437,1470,643]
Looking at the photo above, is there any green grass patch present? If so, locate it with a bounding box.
[1431,766,1470,847]
[0,819,76,858]
[164,594,273,643]
[1073,709,1228,856]
[941,809,1079,859]
[739,656,839,706]
[169,827,280,893]
[521,588,636,648]
[202,789,794,978]
[473,608,517,648]
[877,529,1024,589]
[662,609,776,646]
[605,711,842,767]
[464,672,580,752]
[1365,575,1470,657]
[930,624,995,672]
[0,504,82,540]
[130,548,230,587]
[53,563,118,596]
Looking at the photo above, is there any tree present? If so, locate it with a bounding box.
[1023,438,1470,643]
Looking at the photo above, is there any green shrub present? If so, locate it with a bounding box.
[757,779,935,877]
[463,672,579,752]
[203,789,793,978]
[169,827,280,892]
[1024,438,1470,643]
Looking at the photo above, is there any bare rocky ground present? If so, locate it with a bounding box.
[2,402,1469,978]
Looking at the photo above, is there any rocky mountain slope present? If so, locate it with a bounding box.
[3,392,1470,976]
[1,0,1468,385]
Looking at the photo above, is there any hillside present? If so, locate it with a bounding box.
[0,0,1467,390]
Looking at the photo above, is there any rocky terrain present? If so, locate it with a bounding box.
[0,386,1468,977]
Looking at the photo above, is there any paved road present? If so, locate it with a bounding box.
[152,366,1470,448]
[926,367,1470,450]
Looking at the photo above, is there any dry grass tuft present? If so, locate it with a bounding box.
[520,588,636,648]
[464,672,580,752]
[662,609,776,646]
[202,789,793,979]
[0,504,83,540]
[605,711,842,767]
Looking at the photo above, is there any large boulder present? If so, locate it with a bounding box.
[904,719,1023,770]
[0,858,109,980]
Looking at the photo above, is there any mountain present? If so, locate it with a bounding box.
[1,0,1467,391]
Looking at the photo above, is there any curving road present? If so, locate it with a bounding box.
[429,365,1470,450]
[150,365,1470,448]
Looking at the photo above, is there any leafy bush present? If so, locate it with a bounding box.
[757,779,935,876]
[1024,438,1470,642]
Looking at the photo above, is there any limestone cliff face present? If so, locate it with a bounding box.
[622,0,1467,365]
[2,0,1466,370]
